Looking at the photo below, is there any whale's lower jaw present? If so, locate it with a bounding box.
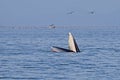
[51,46,79,52]
[51,32,80,53]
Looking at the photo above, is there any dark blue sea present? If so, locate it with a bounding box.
[0,26,120,80]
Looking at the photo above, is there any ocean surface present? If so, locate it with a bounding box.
[0,26,120,80]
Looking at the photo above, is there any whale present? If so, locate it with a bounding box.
[68,32,80,52]
[51,32,80,53]
[51,46,73,52]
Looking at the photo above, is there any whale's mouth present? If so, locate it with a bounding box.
[51,32,80,53]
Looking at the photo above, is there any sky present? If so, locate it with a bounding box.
[0,0,120,26]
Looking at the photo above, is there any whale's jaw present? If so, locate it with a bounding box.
[68,32,80,52]
[51,46,73,52]
[51,32,80,53]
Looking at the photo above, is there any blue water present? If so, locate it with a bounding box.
[0,26,120,80]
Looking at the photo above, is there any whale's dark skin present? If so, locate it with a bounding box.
[52,46,74,52]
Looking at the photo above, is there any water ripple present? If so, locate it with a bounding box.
[0,28,120,80]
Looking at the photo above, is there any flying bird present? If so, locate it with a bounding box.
[67,11,75,15]
[89,11,95,14]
